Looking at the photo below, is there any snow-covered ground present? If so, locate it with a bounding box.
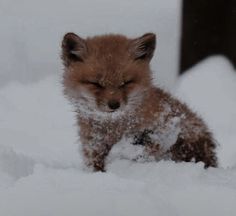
[0,56,236,215]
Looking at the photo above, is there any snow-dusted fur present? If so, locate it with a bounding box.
[61,33,218,171]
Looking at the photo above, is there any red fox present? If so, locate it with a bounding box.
[61,32,218,171]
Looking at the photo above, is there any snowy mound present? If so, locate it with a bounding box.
[1,56,236,215]
[176,56,236,167]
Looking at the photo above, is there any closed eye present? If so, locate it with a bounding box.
[82,80,104,89]
[119,80,134,88]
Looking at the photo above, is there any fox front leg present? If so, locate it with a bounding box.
[82,142,113,172]
[79,119,123,171]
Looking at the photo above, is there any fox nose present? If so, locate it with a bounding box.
[108,100,120,110]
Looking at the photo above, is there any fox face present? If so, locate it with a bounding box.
[62,33,156,117]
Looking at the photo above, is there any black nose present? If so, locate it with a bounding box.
[108,100,120,110]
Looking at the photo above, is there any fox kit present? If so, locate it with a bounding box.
[61,32,218,171]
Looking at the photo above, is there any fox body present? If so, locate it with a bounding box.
[61,33,217,171]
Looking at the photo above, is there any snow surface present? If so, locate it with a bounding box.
[176,56,236,168]
[1,56,236,215]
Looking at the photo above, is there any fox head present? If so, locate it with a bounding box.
[61,33,156,117]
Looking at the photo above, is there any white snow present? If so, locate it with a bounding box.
[0,56,236,215]
[176,56,236,168]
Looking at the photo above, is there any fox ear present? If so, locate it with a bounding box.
[130,33,156,61]
[61,32,87,66]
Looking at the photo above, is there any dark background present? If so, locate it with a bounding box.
[180,0,236,73]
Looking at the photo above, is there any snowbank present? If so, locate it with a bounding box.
[0,56,236,215]
[176,56,236,168]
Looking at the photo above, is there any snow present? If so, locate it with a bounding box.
[0,56,236,215]
[176,56,236,168]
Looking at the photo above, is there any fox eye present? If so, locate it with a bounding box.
[87,81,104,89]
[119,80,134,88]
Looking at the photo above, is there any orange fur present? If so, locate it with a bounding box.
[61,33,217,171]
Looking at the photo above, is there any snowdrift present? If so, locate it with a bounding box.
[0,56,236,216]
